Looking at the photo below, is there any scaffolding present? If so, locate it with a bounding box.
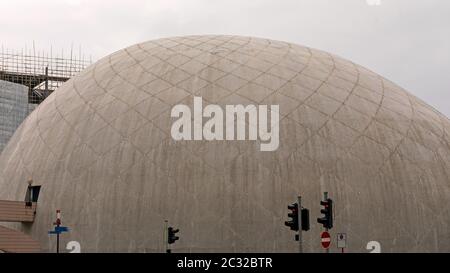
[0,47,91,104]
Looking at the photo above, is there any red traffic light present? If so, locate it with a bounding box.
[288,204,298,211]
[285,203,299,231]
[317,198,333,229]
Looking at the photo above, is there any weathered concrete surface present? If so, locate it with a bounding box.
[0,36,449,253]
[0,80,28,153]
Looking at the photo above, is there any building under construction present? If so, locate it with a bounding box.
[0,47,91,104]
[0,48,91,152]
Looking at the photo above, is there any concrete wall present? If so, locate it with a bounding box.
[0,80,28,153]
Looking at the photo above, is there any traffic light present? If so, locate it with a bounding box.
[168,227,180,244]
[284,203,299,231]
[317,198,333,229]
[301,208,310,231]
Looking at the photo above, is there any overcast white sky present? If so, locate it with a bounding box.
[1,0,449,117]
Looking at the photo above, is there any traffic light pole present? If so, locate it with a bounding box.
[297,196,303,253]
[323,192,329,254]
[165,220,170,253]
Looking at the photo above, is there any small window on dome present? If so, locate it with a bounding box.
[25,185,41,206]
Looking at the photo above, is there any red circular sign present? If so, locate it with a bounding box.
[321,231,331,249]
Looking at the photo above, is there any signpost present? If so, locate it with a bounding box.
[48,210,69,253]
[337,233,347,253]
[321,231,331,249]
[319,192,332,253]
[284,196,310,253]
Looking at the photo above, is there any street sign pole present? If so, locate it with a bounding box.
[48,210,69,253]
[165,220,171,253]
[297,196,302,254]
[323,192,329,254]
[56,210,61,253]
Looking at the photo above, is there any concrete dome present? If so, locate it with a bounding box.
[0,35,449,252]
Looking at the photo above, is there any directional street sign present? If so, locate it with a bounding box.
[56,226,69,233]
[48,226,69,235]
[321,231,331,249]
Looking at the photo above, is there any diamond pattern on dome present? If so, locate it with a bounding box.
[0,35,449,253]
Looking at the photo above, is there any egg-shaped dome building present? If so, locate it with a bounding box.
[0,35,449,253]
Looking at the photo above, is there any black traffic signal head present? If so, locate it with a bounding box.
[317,198,333,229]
[301,208,310,231]
[284,203,299,231]
[168,227,180,244]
